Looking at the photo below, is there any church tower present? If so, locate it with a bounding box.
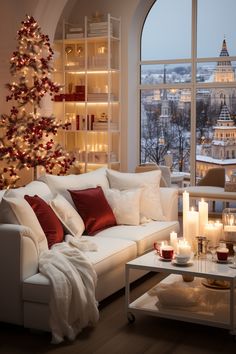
[159,66,170,127]
[211,99,236,160]
[211,38,236,110]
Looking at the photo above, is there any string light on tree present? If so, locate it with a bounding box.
[0,15,75,188]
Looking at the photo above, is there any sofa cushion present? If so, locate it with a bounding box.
[105,188,142,225]
[40,167,109,204]
[22,236,137,303]
[24,195,64,249]
[69,186,117,235]
[0,190,48,253]
[94,220,180,255]
[49,194,85,238]
[106,169,165,221]
[0,181,53,202]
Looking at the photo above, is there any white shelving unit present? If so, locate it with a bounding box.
[53,14,121,173]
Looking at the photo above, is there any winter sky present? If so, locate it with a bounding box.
[141,0,236,61]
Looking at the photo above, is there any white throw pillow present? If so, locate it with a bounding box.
[105,188,141,225]
[106,169,165,221]
[40,167,109,204]
[0,190,48,254]
[49,194,85,238]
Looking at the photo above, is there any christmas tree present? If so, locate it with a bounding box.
[0,15,75,189]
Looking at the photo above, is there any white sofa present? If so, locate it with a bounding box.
[0,168,179,332]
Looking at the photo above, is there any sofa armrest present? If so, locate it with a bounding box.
[160,187,178,221]
[0,224,39,325]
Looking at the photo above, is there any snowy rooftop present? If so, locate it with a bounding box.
[196,155,236,165]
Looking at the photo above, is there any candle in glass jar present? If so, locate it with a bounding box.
[177,239,192,256]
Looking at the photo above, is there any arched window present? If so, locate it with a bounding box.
[140,0,236,183]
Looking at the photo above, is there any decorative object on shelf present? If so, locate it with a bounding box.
[0,15,75,188]
[65,46,73,54]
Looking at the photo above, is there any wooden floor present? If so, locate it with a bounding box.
[0,273,236,354]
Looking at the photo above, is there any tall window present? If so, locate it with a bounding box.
[140,0,236,183]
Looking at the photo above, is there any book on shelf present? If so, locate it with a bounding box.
[66,33,84,39]
[93,121,118,130]
[69,27,83,32]
[87,93,115,101]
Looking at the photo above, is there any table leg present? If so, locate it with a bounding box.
[230,278,235,335]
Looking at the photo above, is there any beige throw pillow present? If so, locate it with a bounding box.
[0,190,48,254]
[49,194,85,238]
[105,188,142,225]
[106,169,165,221]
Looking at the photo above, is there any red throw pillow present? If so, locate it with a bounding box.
[68,186,117,235]
[24,195,64,249]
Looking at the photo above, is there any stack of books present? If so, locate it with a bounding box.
[66,27,84,39]
[88,22,113,37]
[87,93,114,101]
[93,121,118,131]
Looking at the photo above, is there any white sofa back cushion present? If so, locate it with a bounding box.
[105,188,142,225]
[0,190,48,254]
[49,194,85,238]
[40,167,109,204]
[106,169,165,221]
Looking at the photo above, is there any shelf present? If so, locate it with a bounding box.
[128,273,235,330]
[53,14,121,173]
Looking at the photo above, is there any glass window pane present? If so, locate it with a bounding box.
[197,0,236,57]
[141,64,191,85]
[196,88,236,182]
[140,89,191,173]
[141,0,191,61]
[197,61,236,83]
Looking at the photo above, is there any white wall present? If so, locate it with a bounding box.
[0,0,155,181]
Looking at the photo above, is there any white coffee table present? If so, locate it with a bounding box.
[125,251,236,336]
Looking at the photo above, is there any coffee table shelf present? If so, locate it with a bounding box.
[125,252,236,335]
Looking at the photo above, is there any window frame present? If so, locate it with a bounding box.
[139,0,236,184]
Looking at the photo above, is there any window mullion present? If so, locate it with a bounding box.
[191,0,198,185]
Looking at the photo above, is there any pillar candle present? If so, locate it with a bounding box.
[170,231,178,252]
[198,198,208,235]
[183,190,189,239]
[214,220,223,242]
[186,207,199,252]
